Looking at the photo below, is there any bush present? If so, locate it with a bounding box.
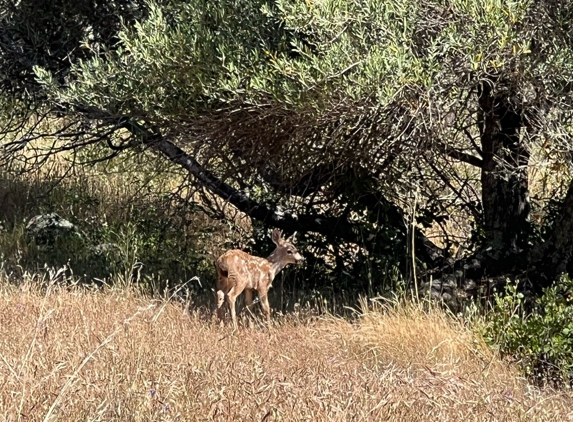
[484,276,573,387]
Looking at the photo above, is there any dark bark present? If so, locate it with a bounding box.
[478,81,530,269]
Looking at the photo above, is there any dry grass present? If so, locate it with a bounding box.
[0,281,572,422]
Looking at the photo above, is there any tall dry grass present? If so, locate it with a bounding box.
[0,277,571,422]
[0,152,240,287]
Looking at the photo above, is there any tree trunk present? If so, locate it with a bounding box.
[478,81,530,270]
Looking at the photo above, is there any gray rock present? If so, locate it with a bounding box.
[26,213,79,245]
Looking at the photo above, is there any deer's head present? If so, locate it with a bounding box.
[269,229,303,265]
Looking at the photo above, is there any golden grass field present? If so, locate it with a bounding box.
[1,277,572,422]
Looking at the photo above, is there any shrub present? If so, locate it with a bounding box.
[484,276,573,387]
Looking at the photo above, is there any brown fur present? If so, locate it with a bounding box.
[215,229,303,328]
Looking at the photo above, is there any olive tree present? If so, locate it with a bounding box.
[4,0,573,292]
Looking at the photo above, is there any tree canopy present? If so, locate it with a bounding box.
[3,0,573,293]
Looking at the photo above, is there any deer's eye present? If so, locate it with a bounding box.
[287,249,293,254]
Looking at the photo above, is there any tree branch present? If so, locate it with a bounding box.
[120,118,355,236]
[433,140,483,168]
[117,117,450,268]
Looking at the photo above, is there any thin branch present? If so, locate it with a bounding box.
[433,140,483,168]
[114,117,449,268]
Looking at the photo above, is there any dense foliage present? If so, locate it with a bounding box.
[2,0,573,293]
[485,277,573,386]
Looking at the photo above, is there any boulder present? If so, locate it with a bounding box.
[26,213,79,245]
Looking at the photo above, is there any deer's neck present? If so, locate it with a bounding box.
[266,249,287,280]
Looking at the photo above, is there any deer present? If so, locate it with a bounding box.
[215,229,303,328]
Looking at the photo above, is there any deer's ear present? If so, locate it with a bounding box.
[271,229,283,246]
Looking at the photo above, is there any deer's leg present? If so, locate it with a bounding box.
[228,295,237,329]
[215,268,228,323]
[259,291,271,324]
[226,283,244,330]
[216,290,226,322]
[244,289,254,313]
